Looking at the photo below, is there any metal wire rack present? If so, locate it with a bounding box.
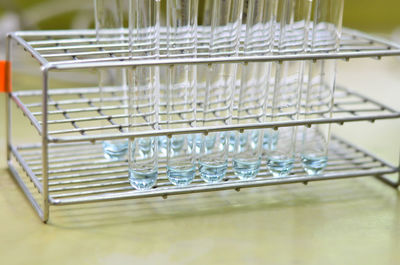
[8,136,399,207]
[10,85,400,142]
[8,28,400,69]
[5,28,400,223]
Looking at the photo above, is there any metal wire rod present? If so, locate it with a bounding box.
[9,134,398,207]
[9,28,400,70]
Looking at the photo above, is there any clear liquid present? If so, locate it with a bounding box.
[251,130,279,151]
[228,132,235,152]
[233,159,261,180]
[188,134,201,154]
[188,134,217,154]
[263,130,279,151]
[206,134,217,152]
[189,134,217,154]
[198,161,228,183]
[267,156,294,178]
[167,166,196,186]
[129,169,157,190]
[228,132,249,152]
[170,136,185,154]
[103,140,128,161]
[138,138,154,158]
[159,136,168,156]
[301,154,328,176]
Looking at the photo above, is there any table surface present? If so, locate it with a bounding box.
[0,57,399,265]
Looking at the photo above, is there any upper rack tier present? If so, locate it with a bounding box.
[8,28,400,70]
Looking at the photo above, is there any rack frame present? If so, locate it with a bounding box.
[5,28,400,223]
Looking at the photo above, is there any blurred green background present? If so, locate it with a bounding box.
[0,0,399,32]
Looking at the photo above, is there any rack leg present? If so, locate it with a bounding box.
[42,143,49,223]
[374,153,400,189]
[397,151,400,187]
[375,175,399,189]
[6,89,11,162]
[8,161,45,221]
[6,35,11,163]
[42,68,49,223]
[398,150,400,186]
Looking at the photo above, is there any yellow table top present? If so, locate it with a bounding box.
[0,58,399,265]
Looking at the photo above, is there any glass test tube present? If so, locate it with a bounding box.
[198,0,244,183]
[128,0,161,190]
[300,0,344,175]
[233,0,278,180]
[165,0,199,186]
[94,0,129,161]
[190,0,212,156]
[266,0,312,178]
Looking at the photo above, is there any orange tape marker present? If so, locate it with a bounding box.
[0,60,11,93]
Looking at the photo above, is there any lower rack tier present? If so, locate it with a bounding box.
[8,135,399,207]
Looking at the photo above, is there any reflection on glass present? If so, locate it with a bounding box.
[94,0,128,161]
[267,0,312,177]
[165,0,199,186]
[128,0,161,190]
[198,0,244,183]
[300,0,344,175]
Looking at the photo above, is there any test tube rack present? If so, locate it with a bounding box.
[4,27,400,223]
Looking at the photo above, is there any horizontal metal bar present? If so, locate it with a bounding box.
[37,39,390,60]
[50,179,128,192]
[15,29,98,37]
[9,33,49,66]
[37,138,382,192]
[50,167,397,205]
[29,135,376,175]
[25,95,125,108]
[35,153,371,179]
[38,40,390,59]
[37,161,127,176]
[30,156,113,170]
[48,49,400,70]
[36,104,390,124]
[9,132,398,208]
[8,162,44,220]
[10,94,42,135]
[50,157,380,199]
[38,148,368,171]
[25,33,363,51]
[345,28,400,50]
[10,144,43,194]
[32,105,126,116]
[333,135,398,170]
[21,146,103,161]
[29,155,105,167]
[51,186,132,199]
[43,114,128,125]
[42,156,378,189]
[14,86,113,97]
[344,89,399,114]
[48,158,383,198]
[21,94,397,132]
[8,27,342,39]
[44,158,379,192]
[12,85,398,143]
[11,28,400,71]
[45,168,128,181]
[49,112,400,143]
[46,161,383,194]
